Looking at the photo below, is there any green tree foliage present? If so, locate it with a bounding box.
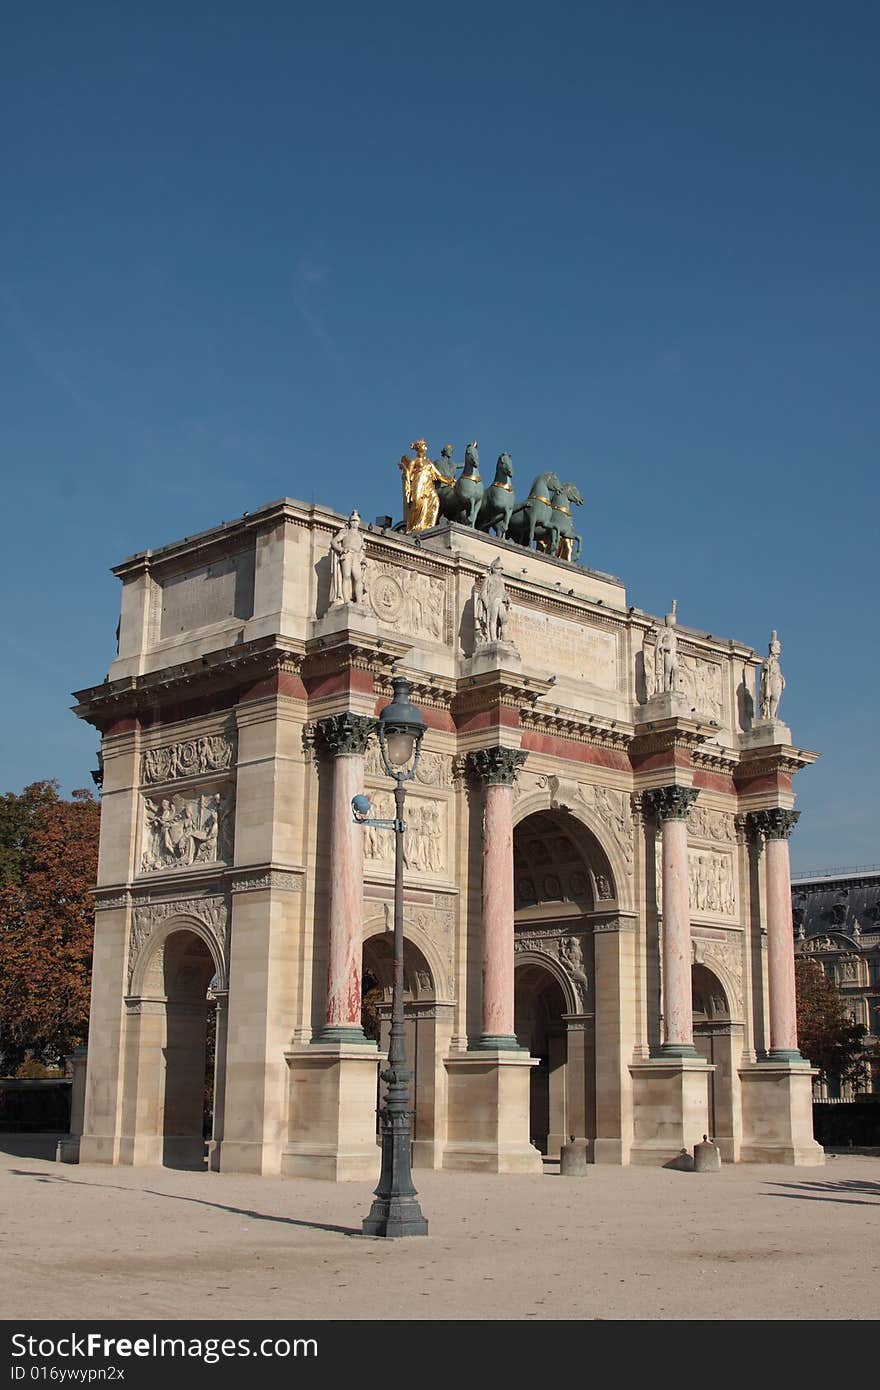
[0,783,100,1073]
[795,958,868,1089]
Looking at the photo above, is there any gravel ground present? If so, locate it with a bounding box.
[1,1138,877,1321]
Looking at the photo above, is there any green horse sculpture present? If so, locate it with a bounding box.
[535,481,584,561]
[476,453,515,538]
[436,442,484,527]
[507,471,563,551]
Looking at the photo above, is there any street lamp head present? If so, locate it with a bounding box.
[378,675,427,776]
[351,794,372,822]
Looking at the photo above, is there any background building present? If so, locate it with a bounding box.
[792,868,880,1097]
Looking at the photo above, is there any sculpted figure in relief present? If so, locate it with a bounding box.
[560,935,589,1008]
[654,600,679,694]
[473,557,512,646]
[760,630,786,721]
[329,509,368,607]
[141,793,226,872]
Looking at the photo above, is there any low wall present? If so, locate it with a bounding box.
[812,1100,880,1148]
[0,1079,72,1132]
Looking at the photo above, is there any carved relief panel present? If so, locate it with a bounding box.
[366,560,448,644]
[362,792,448,877]
[140,789,234,874]
[643,646,725,722]
[688,849,736,918]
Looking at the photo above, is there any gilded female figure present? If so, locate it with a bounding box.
[399,439,454,531]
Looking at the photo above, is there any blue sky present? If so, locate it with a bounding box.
[1,3,876,873]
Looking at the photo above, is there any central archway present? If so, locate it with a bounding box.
[512,808,615,1160]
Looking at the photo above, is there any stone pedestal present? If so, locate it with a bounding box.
[282,1044,381,1181]
[739,718,793,750]
[739,1062,825,1165]
[635,691,694,723]
[442,1051,542,1173]
[629,1057,713,1165]
[312,602,377,641]
[463,642,522,679]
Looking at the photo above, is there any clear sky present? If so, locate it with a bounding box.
[1,3,877,873]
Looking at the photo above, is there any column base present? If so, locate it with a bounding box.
[629,1057,713,1165]
[282,1044,382,1182]
[658,1042,700,1059]
[442,1051,543,1173]
[767,1048,805,1064]
[472,1034,525,1052]
[739,1062,825,1165]
[312,1025,374,1046]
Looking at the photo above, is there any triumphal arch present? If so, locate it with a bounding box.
[74,446,823,1176]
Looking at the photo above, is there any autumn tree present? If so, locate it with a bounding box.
[795,957,868,1091]
[0,782,100,1073]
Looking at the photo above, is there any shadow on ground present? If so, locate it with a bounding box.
[764,1177,880,1206]
[7,1167,362,1237]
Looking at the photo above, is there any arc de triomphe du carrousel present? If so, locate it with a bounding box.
[72,441,822,1176]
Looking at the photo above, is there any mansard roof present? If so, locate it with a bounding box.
[791,869,880,943]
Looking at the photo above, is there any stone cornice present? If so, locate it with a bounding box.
[229,866,305,893]
[72,638,307,729]
[692,743,740,776]
[735,745,819,783]
[303,632,409,679]
[519,706,634,752]
[453,669,554,716]
[630,719,713,761]
[374,671,456,713]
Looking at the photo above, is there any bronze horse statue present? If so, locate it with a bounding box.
[436,442,484,527]
[476,453,515,538]
[507,471,563,551]
[535,481,584,561]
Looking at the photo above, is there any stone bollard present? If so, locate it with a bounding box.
[559,1135,590,1176]
[693,1134,721,1172]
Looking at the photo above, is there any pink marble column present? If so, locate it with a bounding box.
[468,747,527,1050]
[752,808,802,1060]
[646,785,699,1057]
[316,713,376,1044]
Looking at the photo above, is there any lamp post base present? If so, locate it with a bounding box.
[362,1196,429,1239]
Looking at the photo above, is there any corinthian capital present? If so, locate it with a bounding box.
[467,746,528,787]
[315,712,376,758]
[643,785,699,822]
[747,808,800,841]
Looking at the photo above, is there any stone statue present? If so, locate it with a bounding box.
[399,438,454,532]
[473,557,511,646]
[654,600,678,694]
[329,509,368,606]
[760,630,786,721]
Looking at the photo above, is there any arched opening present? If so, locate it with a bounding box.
[514,809,614,921]
[692,964,732,1147]
[512,809,610,1160]
[515,962,568,1155]
[362,933,443,1166]
[161,930,218,1168]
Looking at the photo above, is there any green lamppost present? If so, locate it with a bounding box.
[352,675,429,1237]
